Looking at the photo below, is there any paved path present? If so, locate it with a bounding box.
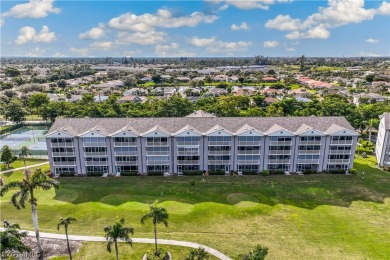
[0,162,49,174]
[22,230,232,260]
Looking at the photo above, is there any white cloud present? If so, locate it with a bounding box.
[116,31,167,45]
[366,38,379,43]
[15,25,56,44]
[286,47,296,52]
[0,17,4,27]
[266,0,390,40]
[108,9,218,32]
[263,40,279,47]
[189,36,251,54]
[25,47,45,57]
[79,23,105,40]
[358,51,381,57]
[231,22,249,31]
[2,0,60,19]
[217,0,292,10]
[155,43,196,57]
[53,52,66,57]
[219,4,229,11]
[70,47,90,56]
[90,41,113,49]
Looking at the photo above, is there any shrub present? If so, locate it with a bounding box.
[120,171,138,176]
[261,170,270,176]
[327,170,346,174]
[183,170,203,176]
[243,171,258,175]
[185,247,209,260]
[208,171,225,175]
[302,170,317,175]
[147,172,164,176]
[383,166,390,172]
[348,168,357,174]
[145,247,169,260]
[86,172,104,176]
[58,172,74,177]
[238,244,269,260]
[189,180,196,186]
[269,170,284,175]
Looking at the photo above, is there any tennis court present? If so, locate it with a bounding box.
[0,126,49,158]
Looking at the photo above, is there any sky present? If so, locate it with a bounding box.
[0,0,389,57]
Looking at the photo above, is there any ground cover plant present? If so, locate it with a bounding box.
[1,157,389,259]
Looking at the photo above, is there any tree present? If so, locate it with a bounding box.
[0,222,31,256]
[0,169,60,258]
[185,247,210,260]
[152,75,161,84]
[28,93,50,112]
[1,145,15,169]
[299,55,306,72]
[239,244,269,260]
[57,217,77,260]
[378,83,388,96]
[57,79,67,89]
[140,200,169,256]
[365,74,375,82]
[5,67,21,77]
[104,218,134,260]
[4,98,27,124]
[19,146,31,177]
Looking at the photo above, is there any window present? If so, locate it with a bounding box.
[330,146,351,151]
[328,155,350,160]
[51,138,73,143]
[83,137,105,143]
[269,146,291,150]
[176,137,200,142]
[85,157,107,162]
[331,136,352,141]
[146,137,168,143]
[270,136,291,142]
[177,156,199,160]
[53,157,76,162]
[238,136,261,142]
[298,155,319,160]
[298,145,321,150]
[300,136,321,141]
[114,147,137,152]
[208,136,231,142]
[208,146,231,152]
[146,156,169,161]
[115,156,137,162]
[237,155,260,160]
[208,155,230,160]
[52,147,73,153]
[269,155,290,160]
[84,147,107,153]
[114,137,136,142]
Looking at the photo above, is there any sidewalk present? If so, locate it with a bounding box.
[0,162,49,174]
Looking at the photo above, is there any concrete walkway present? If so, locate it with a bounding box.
[22,230,232,260]
[0,162,49,174]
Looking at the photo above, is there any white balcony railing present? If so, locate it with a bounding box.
[208,160,230,164]
[298,150,321,155]
[115,161,137,166]
[208,141,231,146]
[297,159,320,164]
[238,141,261,146]
[83,142,106,147]
[299,140,321,145]
[114,142,137,147]
[268,159,290,164]
[237,150,261,155]
[52,152,75,157]
[177,151,199,156]
[84,152,107,157]
[208,150,230,155]
[177,160,200,165]
[328,150,351,154]
[177,141,200,146]
[146,142,169,146]
[328,159,350,164]
[237,160,260,164]
[114,151,138,156]
[85,161,108,166]
[269,141,292,146]
[268,150,291,155]
[51,142,74,147]
[146,151,169,156]
[330,141,353,145]
[53,161,77,166]
[146,160,170,165]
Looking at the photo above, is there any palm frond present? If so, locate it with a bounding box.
[10,191,22,210]
[18,189,30,209]
[0,181,23,196]
[106,240,113,253]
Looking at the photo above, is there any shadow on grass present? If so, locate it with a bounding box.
[53,164,390,210]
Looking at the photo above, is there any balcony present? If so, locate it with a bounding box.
[146,142,169,147]
[177,160,200,165]
[208,160,230,164]
[85,161,108,166]
[53,161,77,166]
[177,141,200,146]
[269,141,292,146]
[208,141,231,146]
[83,142,106,147]
[237,160,260,164]
[268,150,291,155]
[146,160,170,165]
[237,150,261,155]
[208,150,230,155]
[146,151,169,156]
[268,159,290,164]
[238,141,261,146]
[84,152,107,157]
[114,151,138,156]
[297,159,320,164]
[115,161,137,166]
[330,141,353,145]
[51,142,74,147]
[177,151,199,156]
[299,140,321,145]
[328,159,350,164]
[52,152,75,157]
[114,142,137,147]
[298,150,321,155]
[328,150,351,154]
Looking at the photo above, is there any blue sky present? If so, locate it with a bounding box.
[1,0,389,57]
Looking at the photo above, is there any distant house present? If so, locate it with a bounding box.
[117,95,143,104]
[262,77,278,82]
[353,93,390,105]
[208,88,228,96]
[175,77,191,82]
[295,97,312,103]
[227,76,239,83]
[140,76,152,82]
[93,95,109,103]
[233,88,254,96]
[264,97,278,104]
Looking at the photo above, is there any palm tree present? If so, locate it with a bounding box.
[104,218,134,260]
[185,247,209,260]
[141,200,169,256]
[0,168,60,258]
[57,217,76,260]
[19,146,31,178]
[0,222,31,255]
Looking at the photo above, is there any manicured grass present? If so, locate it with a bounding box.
[1,158,389,259]
[51,242,219,260]
[1,158,48,171]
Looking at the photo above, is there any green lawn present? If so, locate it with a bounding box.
[1,158,389,259]
[1,158,48,171]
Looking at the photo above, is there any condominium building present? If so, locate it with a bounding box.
[45,113,358,176]
[376,113,390,167]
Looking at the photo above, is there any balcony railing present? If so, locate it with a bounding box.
[269,141,292,146]
[177,160,200,165]
[297,159,320,164]
[146,151,169,156]
[328,159,350,164]
[298,150,321,155]
[177,151,199,156]
[268,159,290,164]
[177,141,200,146]
[268,150,291,155]
[115,161,137,166]
[146,160,170,165]
[238,141,261,146]
[146,142,169,146]
[52,152,75,157]
[208,160,230,164]
[84,152,107,156]
[53,161,77,166]
[208,150,230,155]
[328,150,351,154]
[83,142,106,147]
[114,151,138,156]
[114,142,137,147]
[299,140,321,145]
[237,150,261,155]
[237,160,260,164]
[51,142,74,147]
[208,141,231,146]
[85,161,108,166]
[330,140,353,145]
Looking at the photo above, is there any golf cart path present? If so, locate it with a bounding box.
[25,230,232,260]
[0,162,48,174]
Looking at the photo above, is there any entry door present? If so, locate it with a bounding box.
[163,165,169,172]
[116,166,121,173]
[225,165,230,172]
[177,165,183,173]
